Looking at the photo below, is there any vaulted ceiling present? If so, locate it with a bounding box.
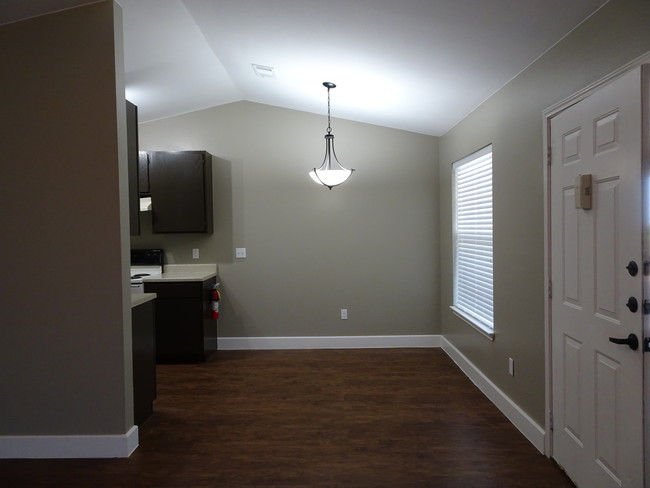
[2,0,608,135]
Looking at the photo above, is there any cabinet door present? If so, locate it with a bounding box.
[149,151,211,233]
[126,100,140,236]
[138,151,150,195]
[154,298,204,362]
[132,300,156,425]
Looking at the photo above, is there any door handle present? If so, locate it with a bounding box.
[609,333,639,350]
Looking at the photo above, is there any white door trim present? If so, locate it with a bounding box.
[642,62,650,488]
[543,50,650,463]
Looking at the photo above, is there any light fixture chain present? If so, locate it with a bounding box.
[327,86,332,134]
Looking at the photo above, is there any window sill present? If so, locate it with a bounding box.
[450,306,495,341]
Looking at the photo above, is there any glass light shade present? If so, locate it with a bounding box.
[309,133,354,190]
[309,168,353,187]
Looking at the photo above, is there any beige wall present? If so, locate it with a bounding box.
[0,1,133,435]
[133,101,440,338]
[439,0,650,425]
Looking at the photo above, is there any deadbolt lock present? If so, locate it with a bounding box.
[626,297,639,313]
[626,261,639,276]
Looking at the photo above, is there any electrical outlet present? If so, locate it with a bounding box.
[341,308,348,320]
[235,248,247,259]
[192,248,199,259]
[508,357,515,377]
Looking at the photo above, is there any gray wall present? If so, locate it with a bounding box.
[439,0,650,425]
[0,1,133,435]
[132,101,440,339]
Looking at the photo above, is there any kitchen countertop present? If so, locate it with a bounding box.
[131,293,157,308]
[142,263,218,283]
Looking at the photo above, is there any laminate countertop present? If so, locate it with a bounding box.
[131,293,157,308]
[142,263,218,283]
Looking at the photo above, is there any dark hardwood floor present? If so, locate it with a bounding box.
[0,348,574,487]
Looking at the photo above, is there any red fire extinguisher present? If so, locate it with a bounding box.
[210,283,220,320]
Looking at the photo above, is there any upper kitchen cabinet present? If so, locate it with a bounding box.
[138,151,150,196]
[147,151,213,234]
[126,100,140,236]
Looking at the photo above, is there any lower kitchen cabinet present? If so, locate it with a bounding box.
[144,277,217,363]
[131,299,156,426]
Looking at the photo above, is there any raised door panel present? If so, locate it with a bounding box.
[594,352,621,483]
[562,334,583,446]
[594,179,620,322]
[562,187,580,306]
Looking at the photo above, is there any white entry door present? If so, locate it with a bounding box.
[550,66,645,487]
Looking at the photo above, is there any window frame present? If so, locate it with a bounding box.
[451,144,494,340]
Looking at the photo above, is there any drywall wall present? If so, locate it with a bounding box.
[439,0,650,425]
[133,101,439,339]
[0,1,133,436]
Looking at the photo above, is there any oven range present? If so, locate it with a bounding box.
[130,249,164,293]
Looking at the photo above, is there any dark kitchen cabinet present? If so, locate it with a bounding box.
[126,100,140,236]
[147,151,213,234]
[131,299,156,425]
[144,277,217,363]
[138,151,150,195]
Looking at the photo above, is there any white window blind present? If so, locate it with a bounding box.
[452,145,493,334]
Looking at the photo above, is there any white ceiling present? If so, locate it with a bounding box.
[2,0,608,136]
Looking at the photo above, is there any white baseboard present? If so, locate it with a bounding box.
[0,425,139,459]
[440,337,546,454]
[218,334,442,350]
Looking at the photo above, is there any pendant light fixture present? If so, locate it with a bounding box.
[309,82,354,189]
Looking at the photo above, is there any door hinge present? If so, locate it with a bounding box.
[643,299,650,315]
[549,411,554,431]
[548,280,552,300]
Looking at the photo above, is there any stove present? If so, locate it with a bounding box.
[130,249,164,293]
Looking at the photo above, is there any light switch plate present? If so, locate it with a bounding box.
[192,248,199,259]
[236,248,247,259]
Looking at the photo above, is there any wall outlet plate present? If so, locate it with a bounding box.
[235,248,246,259]
[192,248,199,259]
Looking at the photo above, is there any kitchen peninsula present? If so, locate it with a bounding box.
[145,264,218,283]
[142,264,219,363]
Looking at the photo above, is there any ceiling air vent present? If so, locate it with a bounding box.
[251,64,276,79]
